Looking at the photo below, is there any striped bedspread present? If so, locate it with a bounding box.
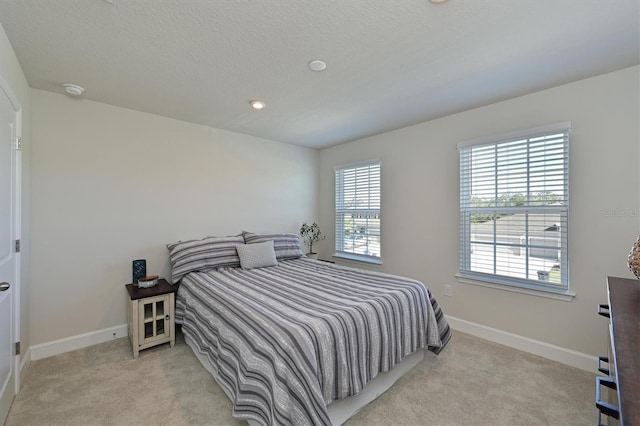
[175,258,451,426]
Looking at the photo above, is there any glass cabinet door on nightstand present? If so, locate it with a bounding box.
[138,294,171,345]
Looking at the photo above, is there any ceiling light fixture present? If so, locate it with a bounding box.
[308,60,327,72]
[250,100,266,110]
[63,83,84,96]
[430,0,448,3]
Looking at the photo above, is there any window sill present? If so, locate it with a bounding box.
[455,274,576,302]
[333,252,382,266]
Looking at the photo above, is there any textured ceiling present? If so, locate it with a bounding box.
[0,0,638,149]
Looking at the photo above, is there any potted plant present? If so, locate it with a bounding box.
[300,222,325,260]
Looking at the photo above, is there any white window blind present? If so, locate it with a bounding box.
[335,161,381,263]
[458,123,569,292]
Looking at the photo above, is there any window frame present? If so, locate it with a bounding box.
[457,122,570,295]
[334,160,382,265]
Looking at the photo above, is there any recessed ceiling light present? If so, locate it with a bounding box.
[62,83,84,96]
[308,60,327,72]
[430,0,448,3]
[250,100,266,110]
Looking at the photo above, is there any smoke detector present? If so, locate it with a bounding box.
[308,60,327,72]
[63,83,84,96]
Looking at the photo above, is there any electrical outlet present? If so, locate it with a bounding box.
[444,284,453,297]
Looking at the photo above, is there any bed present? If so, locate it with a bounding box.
[169,233,451,426]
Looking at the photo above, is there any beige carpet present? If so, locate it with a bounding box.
[5,330,596,426]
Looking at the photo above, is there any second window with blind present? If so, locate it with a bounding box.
[335,161,381,264]
[458,123,570,294]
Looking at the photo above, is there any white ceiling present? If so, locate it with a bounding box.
[0,0,638,149]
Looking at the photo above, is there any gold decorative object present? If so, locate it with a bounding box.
[627,235,640,279]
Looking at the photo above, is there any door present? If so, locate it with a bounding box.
[0,81,20,424]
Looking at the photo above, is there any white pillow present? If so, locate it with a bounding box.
[236,240,278,270]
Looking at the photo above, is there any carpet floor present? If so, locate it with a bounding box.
[5,329,596,426]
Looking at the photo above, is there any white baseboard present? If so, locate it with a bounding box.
[30,324,128,361]
[26,318,595,373]
[447,316,596,372]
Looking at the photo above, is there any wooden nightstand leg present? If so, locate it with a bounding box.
[169,293,175,348]
[131,299,140,359]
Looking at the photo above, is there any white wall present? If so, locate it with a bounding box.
[0,23,31,365]
[319,66,640,357]
[30,89,318,345]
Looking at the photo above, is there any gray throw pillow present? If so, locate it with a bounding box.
[236,240,278,270]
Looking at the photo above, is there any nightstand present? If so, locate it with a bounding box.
[125,279,175,358]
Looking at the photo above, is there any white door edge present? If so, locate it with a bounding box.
[0,72,22,407]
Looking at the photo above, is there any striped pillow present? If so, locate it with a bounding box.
[242,231,305,260]
[167,235,244,283]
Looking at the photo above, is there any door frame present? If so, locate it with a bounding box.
[0,73,22,397]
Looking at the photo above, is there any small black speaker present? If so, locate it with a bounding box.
[132,259,146,284]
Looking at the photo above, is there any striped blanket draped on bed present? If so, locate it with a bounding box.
[175,258,450,426]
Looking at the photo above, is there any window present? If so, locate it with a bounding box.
[458,123,569,293]
[335,161,381,263]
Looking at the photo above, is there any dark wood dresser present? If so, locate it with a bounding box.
[596,277,640,426]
